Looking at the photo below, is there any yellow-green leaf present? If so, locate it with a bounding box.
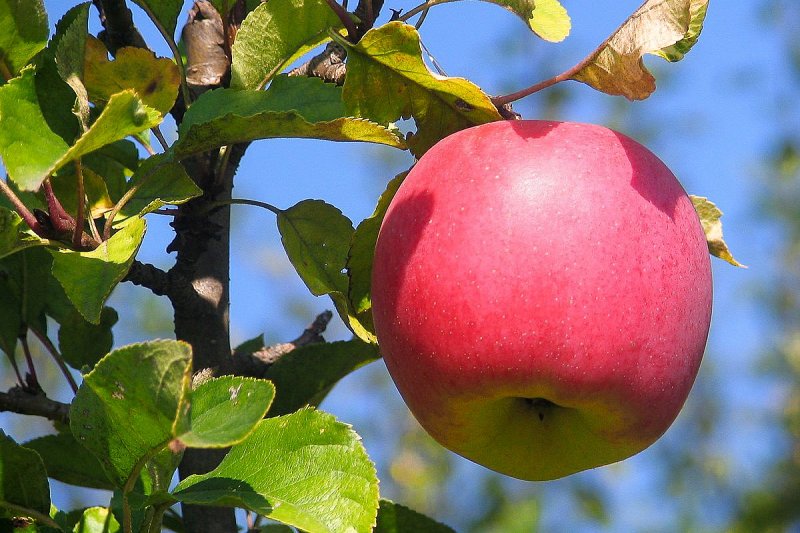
[175,76,405,157]
[84,36,180,114]
[336,22,501,157]
[0,0,49,78]
[690,195,745,268]
[413,0,569,41]
[529,0,570,42]
[231,0,344,89]
[571,0,709,100]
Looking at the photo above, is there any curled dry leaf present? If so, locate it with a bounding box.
[690,195,745,268]
[571,0,709,100]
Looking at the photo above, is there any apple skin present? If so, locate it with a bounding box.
[371,120,713,481]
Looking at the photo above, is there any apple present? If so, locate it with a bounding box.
[371,120,712,481]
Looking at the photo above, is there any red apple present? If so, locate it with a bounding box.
[371,120,712,481]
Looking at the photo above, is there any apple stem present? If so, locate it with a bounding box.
[491,29,616,107]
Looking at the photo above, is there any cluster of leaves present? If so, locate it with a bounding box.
[0,0,738,531]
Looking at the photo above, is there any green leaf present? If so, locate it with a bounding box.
[58,306,118,370]
[82,140,140,202]
[114,154,201,227]
[174,75,405,157]
[32,6,89,145]
[278,199,353,297]
[174,376,275,448]
[231,0,343,89]
[53,2,91,129]
[53,91,162,180]
[1,73,160,191]
[0,67,70,190]
[72,507,121,533]
[347,172,405,334]
[131,0,183,37]
[50,218,145,324]
[0,248,56,334]
[263,340,380,416]
[0,0,49,77]
[277,198,379,341]
[173,409,379,533]
[0,431,54,526]
[375,500,456,533]
[0,207,49,260]
[234,333,265,355]
[528,0,570,42]
[571,0,710,100]
[69,340,193,487]
[84,36,180,114]
[337,22,501,157]
[50,163,115,220]
[0,273,22,356]
[23,433,115,491]
[690,195,744,267]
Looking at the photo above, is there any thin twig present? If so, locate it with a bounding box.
[136,3,192,107]
[0,387,71,424]
[19,335,40,391]
[73,160,86,248]
[151,126,170,152]
[104,160,171,240]
[415,5,430,28]
[209,197,282,216]
[491,20,616,106]
[400,0,452,22]
[42,179,75,234]
[31,329,79,394]
[0,179,44,234]
[324,0,358,41]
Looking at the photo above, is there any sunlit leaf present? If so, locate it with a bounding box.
[54,90,162,177]
[0,68,70,190]
[336,22,501,157]
[0,0,49,77]
[53,2,91,128]
[263,340,380,416]
[173,409,379,533]
[50,218,146,323]
[51,163,115,218]
[231,0,343,89]
[84,36,180,114]
[72,507,121,533]
[528,0,571,42]
[173,376,275,448]
[278,199,352,297]
[0,431,54,527]
[69,340,192,487]
[571,0,709,100]
[1,75,160,192]
[23,433,115,490]
[174,75,405,157]
[690,195,744,267]
[0,207,49,260]
[375,500,456,533]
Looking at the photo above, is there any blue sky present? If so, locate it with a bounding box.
[2,0,797,529]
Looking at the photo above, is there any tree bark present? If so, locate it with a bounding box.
[169,147,240,533]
